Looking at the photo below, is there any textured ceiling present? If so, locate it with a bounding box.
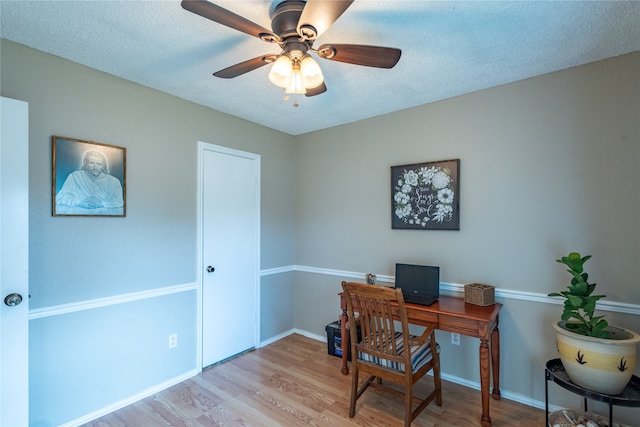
[1,1,639,136]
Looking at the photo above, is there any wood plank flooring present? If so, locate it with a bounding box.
[82,334,545,426]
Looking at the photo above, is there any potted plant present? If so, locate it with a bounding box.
[549,252,640,395]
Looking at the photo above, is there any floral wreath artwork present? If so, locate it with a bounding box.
[391,159,460,230]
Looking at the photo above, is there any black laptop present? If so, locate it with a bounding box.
[394,263,440,306]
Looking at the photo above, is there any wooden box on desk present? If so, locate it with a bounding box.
[464,283,495,306]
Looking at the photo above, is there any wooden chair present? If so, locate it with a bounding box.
[341,281,442,427]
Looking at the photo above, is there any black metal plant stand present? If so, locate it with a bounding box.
[545,358,640,427]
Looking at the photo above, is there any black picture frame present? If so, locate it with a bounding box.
[391,159,459,230]
[52,136,126,217]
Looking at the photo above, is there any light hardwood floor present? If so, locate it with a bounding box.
[82,334,545,426]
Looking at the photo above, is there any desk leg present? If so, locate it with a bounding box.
[341,310,349,375]
[491,325,501,400]
[480,339,492,427]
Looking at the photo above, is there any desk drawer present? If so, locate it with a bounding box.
[439,314,479,337]
[403,307,438,324]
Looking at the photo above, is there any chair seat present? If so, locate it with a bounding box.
[358,332,441,373]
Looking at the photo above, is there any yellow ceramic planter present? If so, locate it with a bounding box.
[553,321,640,395]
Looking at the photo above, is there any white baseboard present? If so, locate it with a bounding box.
[438,371,554,411]
[293,328,326,343]
[260,328,326,347]
[59,368,200,427]
[260,328,296,347]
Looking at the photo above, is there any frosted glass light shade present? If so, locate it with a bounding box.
[300,56,324,89]
[268,55,293,88]
[285,68,305,94]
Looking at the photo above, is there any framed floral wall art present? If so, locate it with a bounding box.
[391,159,460,230]
[52,136,126,217]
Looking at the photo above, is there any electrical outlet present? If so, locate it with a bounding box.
[366,273,377,284]
[168,333,178,349]
[451,333,460,346]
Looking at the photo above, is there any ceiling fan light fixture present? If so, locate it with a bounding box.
[268,55,293,88]
[300,55,324,89]
[269,53,324,95]
[284,63,306,95]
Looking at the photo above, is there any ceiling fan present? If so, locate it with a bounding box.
[181,0,402,99]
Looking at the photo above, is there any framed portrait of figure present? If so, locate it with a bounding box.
[52,136,126,217]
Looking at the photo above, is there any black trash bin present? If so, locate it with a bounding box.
[325,321,360,361]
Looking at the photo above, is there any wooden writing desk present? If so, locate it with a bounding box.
[339,294,502,427]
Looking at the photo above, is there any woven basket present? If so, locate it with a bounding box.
[464,283,495,306]
[546,409,629,427]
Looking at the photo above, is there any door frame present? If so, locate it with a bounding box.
[196,141,261,370]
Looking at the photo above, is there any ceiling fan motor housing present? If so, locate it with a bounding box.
[271,0,311,39]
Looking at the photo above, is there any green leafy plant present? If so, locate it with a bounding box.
[548,252,610,338]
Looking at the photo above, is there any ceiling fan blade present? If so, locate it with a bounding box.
[213,55,276,79]
[181,0,278,41]
[317,44,401,69]
[297,0,354,40]
[305,82,327,97]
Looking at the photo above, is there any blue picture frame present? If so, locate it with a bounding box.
[52,136,126,217]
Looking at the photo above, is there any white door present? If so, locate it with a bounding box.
[0,97,29,426]
[199,143,260,368]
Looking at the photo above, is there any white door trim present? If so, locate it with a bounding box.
[196,141,261,370]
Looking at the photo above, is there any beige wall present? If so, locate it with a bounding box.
[295,52,639,301]
[295,51,639,301]
[0,39,297,307]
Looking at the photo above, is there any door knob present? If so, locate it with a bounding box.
[206,266,215,273]
[4,293,23,307]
